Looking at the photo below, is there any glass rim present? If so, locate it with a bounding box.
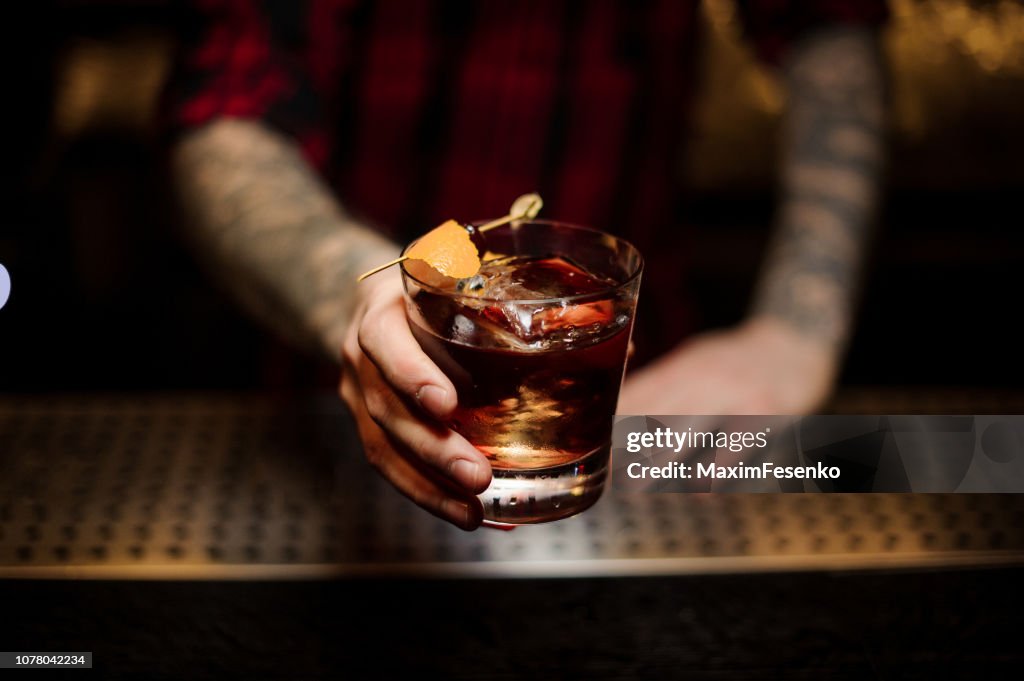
[399,219,644,305]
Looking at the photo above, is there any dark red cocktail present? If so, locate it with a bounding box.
[403,221,642,523]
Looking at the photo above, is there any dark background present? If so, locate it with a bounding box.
[3,570,1023,679]
[2,0,1022,393]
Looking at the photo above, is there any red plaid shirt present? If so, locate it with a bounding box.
[166,0,886,357]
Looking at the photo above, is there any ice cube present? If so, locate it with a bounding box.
[449,311,537,351]
[456,266,540,302]
[526,300,618,345]
[450,255,621,348]
[450,313,477,345]
[456,274,488,294]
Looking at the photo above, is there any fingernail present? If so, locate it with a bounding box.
[443,499,471,529]
[416,385,451,417]
[449,458,484,491]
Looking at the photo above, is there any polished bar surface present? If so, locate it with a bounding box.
[1,394,1022,579]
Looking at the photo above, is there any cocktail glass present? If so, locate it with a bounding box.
[402,220,642,523]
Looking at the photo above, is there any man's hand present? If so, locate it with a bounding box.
[174,120,491,529]
[618,317,837,415]
[339,273,492,530]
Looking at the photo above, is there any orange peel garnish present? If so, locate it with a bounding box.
[356,193,543,282]
[406,219,480,279]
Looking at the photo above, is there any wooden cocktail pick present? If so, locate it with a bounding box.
[476,192,543,233]
[356,193,543,282]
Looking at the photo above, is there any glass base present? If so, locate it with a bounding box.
[479,445,609,524]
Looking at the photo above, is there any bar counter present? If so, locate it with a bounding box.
[1,390,1022,678]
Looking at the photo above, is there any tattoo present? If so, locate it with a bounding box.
[752,27,885,351]
[172,120,400,359]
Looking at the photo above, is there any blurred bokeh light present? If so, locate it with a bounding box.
[685,0,1024,190]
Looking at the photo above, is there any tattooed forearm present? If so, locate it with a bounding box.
[172,119,400,360]
[752,27,885,352]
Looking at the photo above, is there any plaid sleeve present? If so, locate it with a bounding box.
[735,0,889,66]
[163,0,329,168]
